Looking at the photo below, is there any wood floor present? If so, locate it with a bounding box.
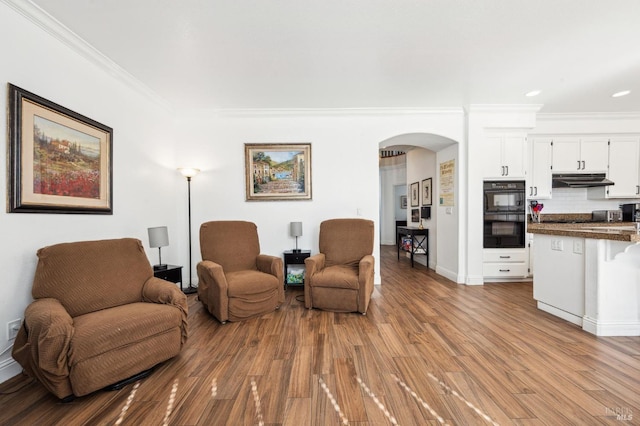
[1,245,639,425]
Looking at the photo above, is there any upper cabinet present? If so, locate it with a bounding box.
[528,138,552,199]
[483,133,527,179]
[607,137,640,198]
[551,136,609,173]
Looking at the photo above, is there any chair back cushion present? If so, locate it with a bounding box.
[32,238,153,317]
[200,221,260,272]
[319,219,374,267]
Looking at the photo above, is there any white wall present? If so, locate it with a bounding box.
[173,110,465,287]
[406,148,437,268]
[436,144,460,282]
[380,161,407,245]
[0,3,178,381]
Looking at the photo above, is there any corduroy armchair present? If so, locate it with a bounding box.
[11,238,188,400]
[197,221,284,323]
[304,218,375,314]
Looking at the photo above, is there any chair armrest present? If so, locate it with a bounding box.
[358,254,376,312]
[304,253,325,308]
[142,277,188,345]
[11,298,74,399]
[256,254,284,303]
[197,260,229,323]
[358,255,375,285]
[304,253,325,276]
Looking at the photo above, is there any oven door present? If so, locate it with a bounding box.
[484,189,525,213]
[483,213,525,248]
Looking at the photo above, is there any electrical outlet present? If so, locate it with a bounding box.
[7,319,21,341]
[573,240,584,254]
[551,239,564,251]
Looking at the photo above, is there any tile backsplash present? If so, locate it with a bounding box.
[531,188,637,214]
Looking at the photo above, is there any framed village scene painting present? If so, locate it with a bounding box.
[245,143,312,201]
[7,84,113,214]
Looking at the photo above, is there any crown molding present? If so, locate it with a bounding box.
[2,0,171,110]
[178,107,466,119]
[537,112,640,121]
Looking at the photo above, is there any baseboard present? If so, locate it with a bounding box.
[582,316,640,337]
[435,265,460,283]
[537,302,582,326]
[0,357,22,384]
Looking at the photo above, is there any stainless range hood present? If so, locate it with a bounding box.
[552,173,615,188]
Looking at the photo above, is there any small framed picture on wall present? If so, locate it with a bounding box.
[410,182,419,207]
[422,178,432,206]
[411,208,419,222]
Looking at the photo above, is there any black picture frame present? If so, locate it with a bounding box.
[422,177,432,206]
[7,84,113,214]
[411,208,420,222]
[410,182,419,207]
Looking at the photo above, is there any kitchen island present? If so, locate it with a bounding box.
[528,221,640,336]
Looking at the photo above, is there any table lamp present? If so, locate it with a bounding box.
[148,226,169,270]
[290,222,302,252]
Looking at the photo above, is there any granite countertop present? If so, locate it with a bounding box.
[528,221,640,242]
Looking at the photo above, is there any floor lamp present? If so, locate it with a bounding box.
[178,167,200,295]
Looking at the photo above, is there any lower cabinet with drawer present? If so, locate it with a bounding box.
[483,248,529,281]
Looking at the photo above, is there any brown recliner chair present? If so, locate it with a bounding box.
[197,221,284,323]
[304,218,375,314]
[11,238,188,400]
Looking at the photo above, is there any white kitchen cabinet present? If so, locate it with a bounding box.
[482,133,527,179]
[607,137,640,198]
[552,136,608,173]
[483,248,529,280]
[527,138,552,199]
[533,235,585,325]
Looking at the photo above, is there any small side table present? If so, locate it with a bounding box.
[283,250,311,288]
[153,264,183,286]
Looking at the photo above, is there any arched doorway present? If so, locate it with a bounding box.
[378,133,461,283]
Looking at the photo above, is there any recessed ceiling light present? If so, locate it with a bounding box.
[612,90,631,98]
[525,90,541,97]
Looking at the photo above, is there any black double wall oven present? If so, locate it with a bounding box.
[483,180,526,249]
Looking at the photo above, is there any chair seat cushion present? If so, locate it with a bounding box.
[311,265,359,289]
[226,270,280,296]
[225,270,281,322]
[70,302,182,366]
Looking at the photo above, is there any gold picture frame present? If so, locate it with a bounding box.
[244,143,312,201]
[7,84,113,214]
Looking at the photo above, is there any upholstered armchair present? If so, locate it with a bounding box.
[12,238,188,400]
[304,218,375,314]
[197,221,284,323]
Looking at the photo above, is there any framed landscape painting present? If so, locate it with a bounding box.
[245,143,312,201]
[7,84,113,214]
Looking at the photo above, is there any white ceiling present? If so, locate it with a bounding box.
[26,0,640,113]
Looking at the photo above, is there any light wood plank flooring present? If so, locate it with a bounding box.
[1,245,639,425]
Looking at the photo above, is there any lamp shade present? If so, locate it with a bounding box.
[290,222,303,237]
[178,167,200,178]
[148,226,169,248]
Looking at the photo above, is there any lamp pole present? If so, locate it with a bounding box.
[178,168,200,294]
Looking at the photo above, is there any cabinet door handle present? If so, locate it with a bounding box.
[534,186,538,196]
[499,256,511,259]
[582,160,586,170]
[636,185,639,195]
[529,187,533,196]
[499,269,511,272]
[505,165,509,176]
[501,166,505,176]
[577,160,581,170]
